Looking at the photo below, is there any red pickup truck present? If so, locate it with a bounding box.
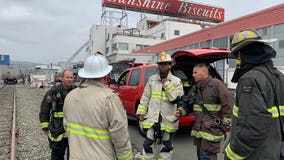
[110,48,230,134]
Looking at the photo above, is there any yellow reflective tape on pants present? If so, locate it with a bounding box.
[279,105,284,116]
[157,156,163,160]
[267,106,279,118]
[41,122,49,129]
[67,122,110,140]
[191,130,224,142]
[53,112,64,118]
[117,150,133,160]
[225,143,246,160]
[48,131,66,142]
[233,105,239,117]
[161,123,178,132]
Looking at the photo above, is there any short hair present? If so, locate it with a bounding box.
[194,63,209,69]
[61,69,73,77]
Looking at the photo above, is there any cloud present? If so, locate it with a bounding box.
[0,0,283,64]
[0,0,97,64]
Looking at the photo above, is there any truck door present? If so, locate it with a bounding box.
[115,70,130,107]
[124,68,141,116]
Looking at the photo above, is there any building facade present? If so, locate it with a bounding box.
[136,4,284,86]
[88,10,208,63]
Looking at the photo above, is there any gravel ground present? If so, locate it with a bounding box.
[16,85,51,160]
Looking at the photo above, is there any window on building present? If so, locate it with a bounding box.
[117,42,128,50]
[213,37,228,48]
[262,28,268,35]
[106,47,109,54]
[112,43,117,51]
[136,44,150,50]
[279,40,284,49]
[200,40,212,47]
[136,44,143,51]
[161,32,165,39]
[129,69,141,86]
[174,30,180,36]
[106,33,110,41]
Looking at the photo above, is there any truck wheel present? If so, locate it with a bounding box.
[137,120,146,137]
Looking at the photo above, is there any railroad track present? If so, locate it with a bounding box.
[0,84,17,160]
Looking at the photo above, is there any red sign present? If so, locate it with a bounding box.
[102,0,224,23]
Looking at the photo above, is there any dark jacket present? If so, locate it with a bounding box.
[225,63,282,160]
[187,77,234,153]
[39,83,75,142]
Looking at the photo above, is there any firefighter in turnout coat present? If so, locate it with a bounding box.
[63,54,133,160]
[225,29,282,160]
[136,51,184,160]
[175,63,234,160]
[39,69,76,160]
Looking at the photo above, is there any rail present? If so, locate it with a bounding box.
[11,84,17,160]
[0,84,17,159]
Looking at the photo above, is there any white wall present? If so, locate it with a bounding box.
[89,25,107,54]
[143,20,203,40]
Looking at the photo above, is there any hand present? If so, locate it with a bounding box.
[174,110,181,118]
[222,125,230,132]
[43,130,48,136]
[161,78,168,84]
[138,114,145,121]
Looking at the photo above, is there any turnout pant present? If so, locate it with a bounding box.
[142,127,174,160]
[49,138,69,160]
[195,138,219,160]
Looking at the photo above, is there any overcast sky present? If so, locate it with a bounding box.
[0,0,283,64]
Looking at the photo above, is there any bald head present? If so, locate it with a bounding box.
[192,63,209,83]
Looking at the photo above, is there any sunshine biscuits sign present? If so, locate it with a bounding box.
[102,0,224,23]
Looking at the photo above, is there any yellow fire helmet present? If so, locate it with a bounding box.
[229,28,277,57]
[157,51,175,65]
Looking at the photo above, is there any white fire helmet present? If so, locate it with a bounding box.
[78,54,113,78]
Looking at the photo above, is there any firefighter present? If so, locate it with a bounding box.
[63,54,133,160]
[136,51,184,160]
[175,63,234,160]
[225,29,282,159]
[39,69,76,160]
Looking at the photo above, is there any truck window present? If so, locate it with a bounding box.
[172,69,188,81]
[129,69,141,86]
[144,67,159,86]
[118,71,129,86]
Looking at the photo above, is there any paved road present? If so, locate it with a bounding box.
[128,121,227,160]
